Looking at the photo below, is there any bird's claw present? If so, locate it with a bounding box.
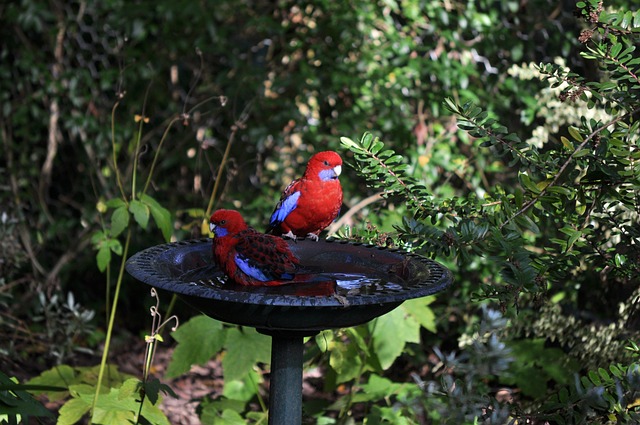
[282,231,297,241]
[306,233,320,241]
[333,293,350,307]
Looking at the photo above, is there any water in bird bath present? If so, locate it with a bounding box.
[176,250,425,298]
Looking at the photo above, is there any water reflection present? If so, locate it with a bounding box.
[178,261,412,297]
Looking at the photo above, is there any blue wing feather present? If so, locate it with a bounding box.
[234,254,270,282]
[269,190,301,227]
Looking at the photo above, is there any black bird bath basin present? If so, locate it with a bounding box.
[126,238,453,424]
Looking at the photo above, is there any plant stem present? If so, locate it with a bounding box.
[205,101,253,218]
[164,294,178,325]
[142,116,180,195]
[131,82,153,201]
[105,263,111,333]
[205,125,237,218]
[131,120,145,201]
[90,228,131,423]
[110,101,127,201]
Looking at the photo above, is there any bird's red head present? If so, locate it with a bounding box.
[305,151,343,181]
[209,209,248,238]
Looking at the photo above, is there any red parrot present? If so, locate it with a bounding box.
[209,209,300,286]
[267,151,343,241]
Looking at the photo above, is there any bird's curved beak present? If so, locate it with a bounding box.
[209,222,216,235]
[333,165,342,177]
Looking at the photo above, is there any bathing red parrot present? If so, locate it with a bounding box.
[267,151,343,241]
[209,209,300,286]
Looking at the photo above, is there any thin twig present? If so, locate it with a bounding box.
[501,107,640,229]
[142,116,181,195]
[38,11,66,223]
[131,82,154,201]
[205,102,253,218]
[111,101,127,200]
[326,192,384,236]
[1,123,47,276]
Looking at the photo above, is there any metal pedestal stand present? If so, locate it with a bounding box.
[261,331,310,425]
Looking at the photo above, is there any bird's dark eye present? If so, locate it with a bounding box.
[323,160,330,166]
[220,220,226,225]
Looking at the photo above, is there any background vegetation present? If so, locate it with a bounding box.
[1,0,640,423]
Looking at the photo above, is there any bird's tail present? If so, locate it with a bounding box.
[263,276,337,296]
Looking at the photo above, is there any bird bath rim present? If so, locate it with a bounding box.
[125,238,453,334]
[126,238,452,306]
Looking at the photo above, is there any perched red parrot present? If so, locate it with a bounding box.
[209,209,300,286]
[267,151,343,241]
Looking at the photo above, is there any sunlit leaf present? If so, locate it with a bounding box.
[223,327,270,381]
[166,316,226,379]
[140,194,172,241]
[110,206,129,238]
[129,199,150,229]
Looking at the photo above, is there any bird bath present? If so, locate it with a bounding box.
[126,238,453,424]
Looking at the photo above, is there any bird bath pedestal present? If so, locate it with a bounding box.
[126,238,453,424]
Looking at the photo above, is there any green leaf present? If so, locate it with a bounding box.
[546,186,574,197]
[129,199,150,229]
[610,43,622,58]
[91,230,107,246]
[401,296,437,333]
[0,372,56,421]
[138,397,171,425]
[559,387,569,403]
[166,315,226,379]
[519,172,541,194]
[69,382,169,425]
[363,375,408,397]
[598,367,611,382]
[370,139,384,154]
[110,206,130,238]
[361,132,374,149]
[370,307,420,370]
[105,198,126,209]
[560,136,573,151]
[199,398,247,423]
[610,364,623,378]
[57,398,90,425]
[96,245,111,272]
[142,378,161,405]
[573,149,591,158]
[588,370,601,385]
[222,369,263,402]
[443,97,458,113]
[26,365,76,401]
[223,328,271,381]
[568,126,583,142]
[140,194,172,241]
[516,214,541,234]
[340,136,359,150]
[117,379,140,401]
[329,336,363,383]
[315,330,334,352]
[108,239,123,256]
[215,409,247,425]
[621,11,633,28]
[85,388,137,424]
